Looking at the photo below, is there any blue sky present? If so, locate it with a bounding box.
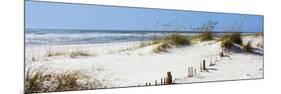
[25,1,263,32]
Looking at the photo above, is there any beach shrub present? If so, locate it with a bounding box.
[167,34,190,46]
[153,34,190,53]
[199,31,213,41]
[220,32,243,49]
[25,67,105,93]
[230,33,242,45]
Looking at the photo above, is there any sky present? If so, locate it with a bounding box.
[25,1,263,32]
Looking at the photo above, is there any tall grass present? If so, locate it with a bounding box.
[220,32,243,49]
[199,31,213,41]
[46,51,66,57]
[46,49,92,58]
[70,50,91,58]
[198,20,217,41]
[153,42,172,53]
[25,67,48,93]
[168,34,191,46]
[25,67,106,93]
[153,34,190,53]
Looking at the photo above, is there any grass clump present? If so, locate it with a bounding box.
[70,50,91,58]
[153,42,172,53]
[25,67,106,93]
[220,32,243,49]
[153,34,190,53]
[46,49,92,58]
[199,31,213,41]
[167,34,190,46]
[25,67,48,93]
[46,51,66,57]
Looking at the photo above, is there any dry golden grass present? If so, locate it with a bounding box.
[25,67,106,93]
[199,31,213,41]
[153,34,190,53]
[45,49,92,58]
[220,32,243,49]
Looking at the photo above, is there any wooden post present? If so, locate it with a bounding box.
[145,83,147,86]
[190,67,193,77]
[190,67,192,77]
[149,82,151,86]
[166,72,173,85]
[161,78,163,85]
[203,60,206,70]
[155,80,157,86]
[194,69,197,75]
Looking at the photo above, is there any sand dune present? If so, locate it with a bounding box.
[25,35,263,88]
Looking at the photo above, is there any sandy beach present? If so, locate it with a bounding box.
[25,34,263,88]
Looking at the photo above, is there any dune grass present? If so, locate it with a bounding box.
[220,32,243,49]
[153,42,172,53]
[25,67,106,93]
[198,31,213,41]
[69,50,91,58]
[46,49,92,58]
[153,34,190,53]
[46,51,66,57]
[168,34,191,46]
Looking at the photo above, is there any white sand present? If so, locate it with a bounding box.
[25,35,263,88]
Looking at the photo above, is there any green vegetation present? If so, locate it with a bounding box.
[197,20,217,41]
[220,32,243,49]
[199,31,213,41]
[25,67,106,93]
[153,42,172,53]
[167,34,191,46]
[46,51,66,57]
[153,34,190,53]
[70,50,91,58]
[46,49,92,58]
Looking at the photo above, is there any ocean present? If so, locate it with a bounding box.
[25,29,257,45]
[25,29,195,45]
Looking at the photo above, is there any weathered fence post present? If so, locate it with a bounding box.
[191,67,193,77]
[220,51,224,57]
[161,78,163,85]
[188,67,195,77]
[194,69,197,75]
[166,72,173,85]
[203,60,206,70]
[149,82,151,86]
[155,80,157,86]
